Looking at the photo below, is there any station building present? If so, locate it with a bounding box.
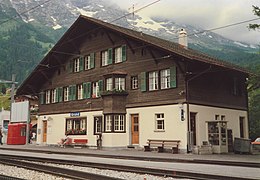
[16,15,249,153]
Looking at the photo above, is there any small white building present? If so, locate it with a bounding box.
[0,108,10,144]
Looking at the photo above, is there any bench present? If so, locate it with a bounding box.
[144,139,181,153]
[72,139,88,147]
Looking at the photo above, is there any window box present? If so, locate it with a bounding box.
[101,89,128,96]
[66,129,86,135]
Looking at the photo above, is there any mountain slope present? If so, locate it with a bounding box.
[0,0,259,84]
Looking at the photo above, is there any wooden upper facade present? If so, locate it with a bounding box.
[16,15,249,115]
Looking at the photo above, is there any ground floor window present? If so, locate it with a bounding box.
[155,113,164,131]
[65,117,87,135]
[104,114,125,133]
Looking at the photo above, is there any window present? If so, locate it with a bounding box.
[85,55,91,70]
[104,114,125,132]
[141,66,176,92]
[115,47,122,63]
[106,78,113,91]
[160,69,170,89]
[105,115,113,132]
[63,87,69,101]
[115,77,125,90]
[74,58,80,72]
[101,49,113,66]
[85,53,95,70]
[77,84,83,100]
[149,71,158,90]
[215,115,220,121]
[66,118,87,135]
[114,45,126,63]
[51,89,57,103]
[92,81,100,98]
[114,115,124,132]
[94,116,102,134]
[221,115,225,121]
[155,113,164,131]
[131,76,138,89]
[45,90,50,104]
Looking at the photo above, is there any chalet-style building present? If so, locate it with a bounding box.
[16,15,249,153]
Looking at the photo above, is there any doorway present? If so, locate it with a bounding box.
[190,112,197,146]
[131,114,139,145]
[43,121,47,143]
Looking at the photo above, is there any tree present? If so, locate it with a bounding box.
[248,5,260,140]
[249,6,260,30]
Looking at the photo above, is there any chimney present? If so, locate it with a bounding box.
[179,28,188,48]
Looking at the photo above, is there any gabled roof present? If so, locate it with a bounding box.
[17,15,249,96]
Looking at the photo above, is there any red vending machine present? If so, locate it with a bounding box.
[7,123,31,145]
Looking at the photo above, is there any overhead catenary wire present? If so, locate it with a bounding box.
[0,0,52,26]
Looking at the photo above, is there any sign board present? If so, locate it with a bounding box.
[11,101,29,123]
[70,112,80,117]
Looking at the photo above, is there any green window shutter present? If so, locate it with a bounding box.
[68,86,72,101]
[58,87,63,102]
[79,57,84,71]
[170,66,177,88]
[55,88,59,102]
[68,60,73,73]
[72,85,76,100]
[40,92,45,105]
[90,53,95,69]
[108,48,113,65]
[122,45,126,62]
[83,83,87,99]
[86,82,91,99]
[98,80,103,96]
[140,72,147,92]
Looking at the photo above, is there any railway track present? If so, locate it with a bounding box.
[1,147,259,168]
[0,156,122,180]
[0,154,255,180]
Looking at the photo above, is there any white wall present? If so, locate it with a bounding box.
[127,104,187,150]
[189,104,248,146]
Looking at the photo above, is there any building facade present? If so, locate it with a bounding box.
[17,16,249,153]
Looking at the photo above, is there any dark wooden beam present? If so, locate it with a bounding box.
[105,31,115,45]
[123,38,135,54]
[147,47,158,64]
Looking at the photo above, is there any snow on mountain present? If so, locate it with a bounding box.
[4,0,258,53]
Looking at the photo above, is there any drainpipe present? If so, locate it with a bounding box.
[186,65,212,153]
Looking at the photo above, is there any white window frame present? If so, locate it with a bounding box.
[106,78,113,91]
[114,115,124,132]
[155,113,165,131]
[45,90,51,104]
[85,55,91,70]
[101,50,108,66]
[160,69,170,89]
[131,76,138,89]
[115,47,122,63]
[92,81,99,98]
[51,89,57,103]
[77,84,83,100]
[149,71,158,91]
[115,77,125,90]
[74,58,80,72]
[64,87,69,102]
[105,115,112,132]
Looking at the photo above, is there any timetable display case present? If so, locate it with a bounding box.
[207,121,228,153]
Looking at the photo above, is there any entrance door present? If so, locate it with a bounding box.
[131,114,139,144]
[43,121,47,143]
[190,112,197,145]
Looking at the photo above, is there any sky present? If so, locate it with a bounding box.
[110,0,260,45]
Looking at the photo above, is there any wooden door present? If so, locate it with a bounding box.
[190,112,197,145]
[43,121,47,143]
[131,114,139,144]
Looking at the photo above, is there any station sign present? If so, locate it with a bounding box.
[70,112,80,117]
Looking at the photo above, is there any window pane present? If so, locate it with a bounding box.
[106,78,113,91]
[149,71,158,90]
[160,69,170,89]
